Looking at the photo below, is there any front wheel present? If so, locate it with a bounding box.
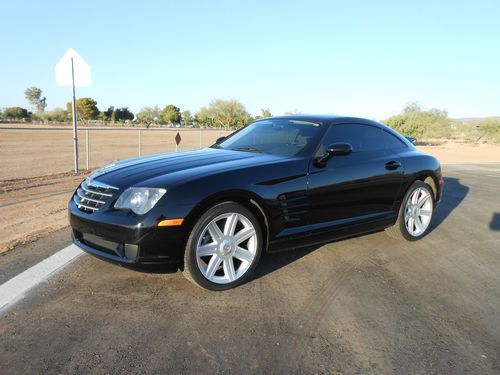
[385,180,434,241]
[182,202,262,290]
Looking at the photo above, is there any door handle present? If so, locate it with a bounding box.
[385,161,401,170]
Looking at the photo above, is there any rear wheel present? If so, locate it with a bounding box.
[385,180,434,241]
[182,202,262,290]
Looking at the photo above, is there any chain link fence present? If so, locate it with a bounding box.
[0,127,231,180]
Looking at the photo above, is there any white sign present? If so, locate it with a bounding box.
[55,48,91,87]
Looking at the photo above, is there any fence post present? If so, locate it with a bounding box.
[139,130,142,156]
[199,129,202,148]
[85,129,89,170]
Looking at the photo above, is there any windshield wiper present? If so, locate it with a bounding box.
[232,147,263,153]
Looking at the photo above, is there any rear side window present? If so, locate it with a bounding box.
[382,130,407,150]
[320,124,385,153]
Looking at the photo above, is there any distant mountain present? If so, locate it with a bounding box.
[453,116,500,124]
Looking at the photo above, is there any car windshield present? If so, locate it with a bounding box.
[215,119,321,156]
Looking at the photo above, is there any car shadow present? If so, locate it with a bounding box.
[247,177,470,284]
[490,213,500,231]
[123,244,324,283]
[120,263,179,274]
[246,244,322,284]
[428,176,469,233]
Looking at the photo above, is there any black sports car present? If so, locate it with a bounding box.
[69,115,443,290]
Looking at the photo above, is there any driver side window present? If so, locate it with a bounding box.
[318,124,384,155]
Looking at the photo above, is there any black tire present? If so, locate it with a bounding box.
[385,180,435,241]
[182,202,263,290]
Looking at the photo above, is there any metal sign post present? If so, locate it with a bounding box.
[71,58,79,174]
[55,48,91,175]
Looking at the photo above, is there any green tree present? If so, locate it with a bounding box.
[384,102,452,139]
[195,99,251,129]
[24,87,47,113]
[255,108,272,119]
[66,97,99,121]
[98,111,107,122]
[43,108,69,122]
[103,106,116,122]
[285,109,301,115]
[182,110,192,126]
[194,106,216,127]
[3,107,30,120]
[114,107,134,122]
[136,106,161,125]
[160,104,181,124]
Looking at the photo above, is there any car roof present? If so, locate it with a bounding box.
[259,114,414,147]
[263,114,379,125]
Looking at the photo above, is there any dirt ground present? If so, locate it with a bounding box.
[0,172,88,253]
[1,164,499,374]
[0,126,230,179]
[1,126,499,180]
[0,129,499,254]
[417,140,500,164]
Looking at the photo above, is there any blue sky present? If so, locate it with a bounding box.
[1,0,499,119]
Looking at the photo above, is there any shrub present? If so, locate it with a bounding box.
[2,107,30,121]
[384,103,452,140]
[456,119,500,144]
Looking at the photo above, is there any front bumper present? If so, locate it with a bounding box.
[69,199,187,267]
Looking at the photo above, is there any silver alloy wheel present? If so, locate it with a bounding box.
[195,212,258,284]
[405,187,433,237]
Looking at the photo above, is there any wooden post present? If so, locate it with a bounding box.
[139,130,142,156]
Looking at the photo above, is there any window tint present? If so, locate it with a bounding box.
[218,119,321,156]
[382,130,407,150]
[320,124,385,153]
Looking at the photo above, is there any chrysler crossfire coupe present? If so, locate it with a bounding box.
[69,115,442,290]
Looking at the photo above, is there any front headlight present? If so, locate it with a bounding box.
[114,187,166,215]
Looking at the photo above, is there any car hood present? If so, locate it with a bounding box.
[89,148,290,189]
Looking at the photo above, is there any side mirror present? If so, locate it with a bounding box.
[327,142,352,156]
[215,136,227,144]
[315,142,352,167]
[405,136,416,144]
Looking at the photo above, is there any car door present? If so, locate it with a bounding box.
[306,123,405,234]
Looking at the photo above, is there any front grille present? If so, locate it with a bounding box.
[73,178,119,214]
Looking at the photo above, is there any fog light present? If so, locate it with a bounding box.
[124,244,139,260]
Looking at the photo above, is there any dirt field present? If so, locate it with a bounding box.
[0,172,87,253]
[1,126,499,180]
[1,126,499,254]
[0,126,230,179]
[418,140,500,164]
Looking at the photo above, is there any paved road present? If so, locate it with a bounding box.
[1,164,499,374]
